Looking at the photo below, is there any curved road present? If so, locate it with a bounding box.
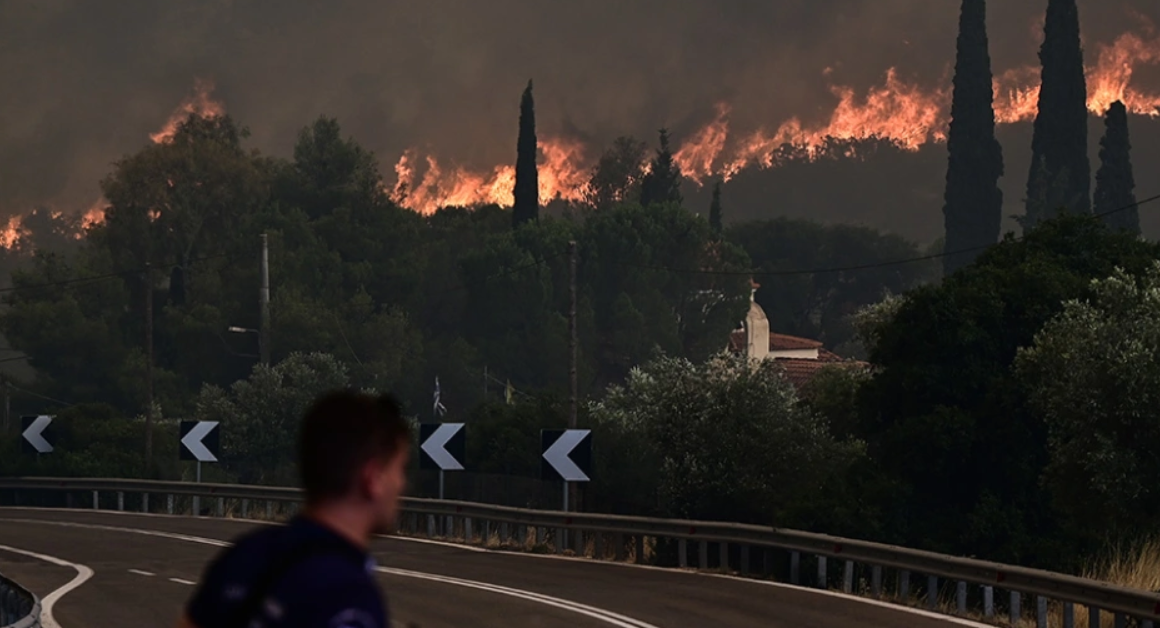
[0,508,982,627]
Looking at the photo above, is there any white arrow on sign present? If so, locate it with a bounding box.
[22,416,53,454]
[543,430,590,482]
[420,423,464,471]
[181,421,219,462]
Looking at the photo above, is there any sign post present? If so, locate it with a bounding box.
[419,423,466,499]
[180,420,220,516]
[541,429,592,549]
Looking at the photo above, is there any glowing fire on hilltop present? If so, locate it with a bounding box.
[396,25,1160,210]
[150,78,225,144]
[392,136,590,214]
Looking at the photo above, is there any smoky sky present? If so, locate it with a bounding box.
[1,0,1158,240]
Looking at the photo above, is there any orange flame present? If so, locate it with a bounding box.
[392,137,590,214]
[149,78,226,144]
[0,215,23,250]
[80,199,106,232]
[394,26,1160,204]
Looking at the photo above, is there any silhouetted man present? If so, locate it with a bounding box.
[178,390,411,628]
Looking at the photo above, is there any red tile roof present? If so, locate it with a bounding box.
[774,358,868,389]
[769,334,824,351]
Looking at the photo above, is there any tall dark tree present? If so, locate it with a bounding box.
[1093,101,1139,234]
[942,0,1004,277]
[1024,0,1090,227]
[640,128,683,208]
[513,80,539,228]
[709,181,724,234]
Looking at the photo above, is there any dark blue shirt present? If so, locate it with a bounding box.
[187,516,387,628]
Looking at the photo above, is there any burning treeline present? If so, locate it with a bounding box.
[5,17,1160,246]
[396,25,1160,214]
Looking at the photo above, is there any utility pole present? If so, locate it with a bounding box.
[3,380,9,435]
[568,241,578,428]
[144,262,154,472]
[259,233,270,365]
[567,240,579,513]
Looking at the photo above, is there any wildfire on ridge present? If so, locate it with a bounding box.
[149,78,226,144]
[397,25,1160,208]
[0,216,23,250]
[392,136,590,215]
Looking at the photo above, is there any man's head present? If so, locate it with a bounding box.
[299,390,411,535]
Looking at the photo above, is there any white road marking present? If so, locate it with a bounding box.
[128,569,155,577]
[0,543,95,628]
[169,577,197,585]
[377,566,658,628]
[0,510,995,628]
[0,517,658,627]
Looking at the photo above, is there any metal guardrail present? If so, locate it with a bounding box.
[1,477,1158,627]
[0,571,40,628]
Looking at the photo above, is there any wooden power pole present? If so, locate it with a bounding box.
[567,240,579,511]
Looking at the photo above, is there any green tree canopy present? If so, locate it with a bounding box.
[1016,262,1160,538]
[857,214,1160,564]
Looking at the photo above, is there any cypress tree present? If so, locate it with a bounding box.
[513,79,539,228]
[942,0,1004,276]
[640,128,683,208]
[709,181,723,234]
[1024,0,1090,227]
[1094,101,1139,234]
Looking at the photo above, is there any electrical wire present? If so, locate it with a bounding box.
[0,251,239,295]
[604,193,1160,278]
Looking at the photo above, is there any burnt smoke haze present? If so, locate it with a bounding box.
[1,0,1159,243]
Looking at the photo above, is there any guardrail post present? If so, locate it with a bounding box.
[142,493,149,513]
[426,515,435,538]
[517,525,527,548]
[1036,596,1047,628]
[678,539,688,568]
[815,555,826,589]
[168,494,174,515]
[719,542,728,571]
[840,561,852,593]
[216,497,224,517]
[1088,606,1099,627]
[555,528,564,554]
[66,492,73,509]
[193,494,201,516]
[594,532,604,560]
[698,540,707,569]
[927,575,937,610]
[464,518,473,543]
[871,565,881,598]
[613,533,625,561]
[740,546,749,575]
[573,529,584,556]
[789,551,800,584]
[117,491,124,511]
[241,499,249,518]
[536,526,545,548]
[956,581,966,615]
[983,586,994,617]
[1114,613,1125,628]
[92,490,98,509]
[1062,602,1074,628]
[500,522,509,545]
[899,571,910,603]
[266,501,274,520]
[635,535,645,565]
[1009,591,1021,625]
[1142,619,1154,628]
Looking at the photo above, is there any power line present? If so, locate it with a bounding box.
[608,194,1160,278]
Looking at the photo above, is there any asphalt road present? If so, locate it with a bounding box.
[0,508,981,628]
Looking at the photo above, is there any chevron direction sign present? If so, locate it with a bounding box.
[419,423,465,471]
[180,420,220,463]
[21,415,54,454]
[541,429,591,483]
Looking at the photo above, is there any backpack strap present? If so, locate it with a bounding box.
[225,534,359,628]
